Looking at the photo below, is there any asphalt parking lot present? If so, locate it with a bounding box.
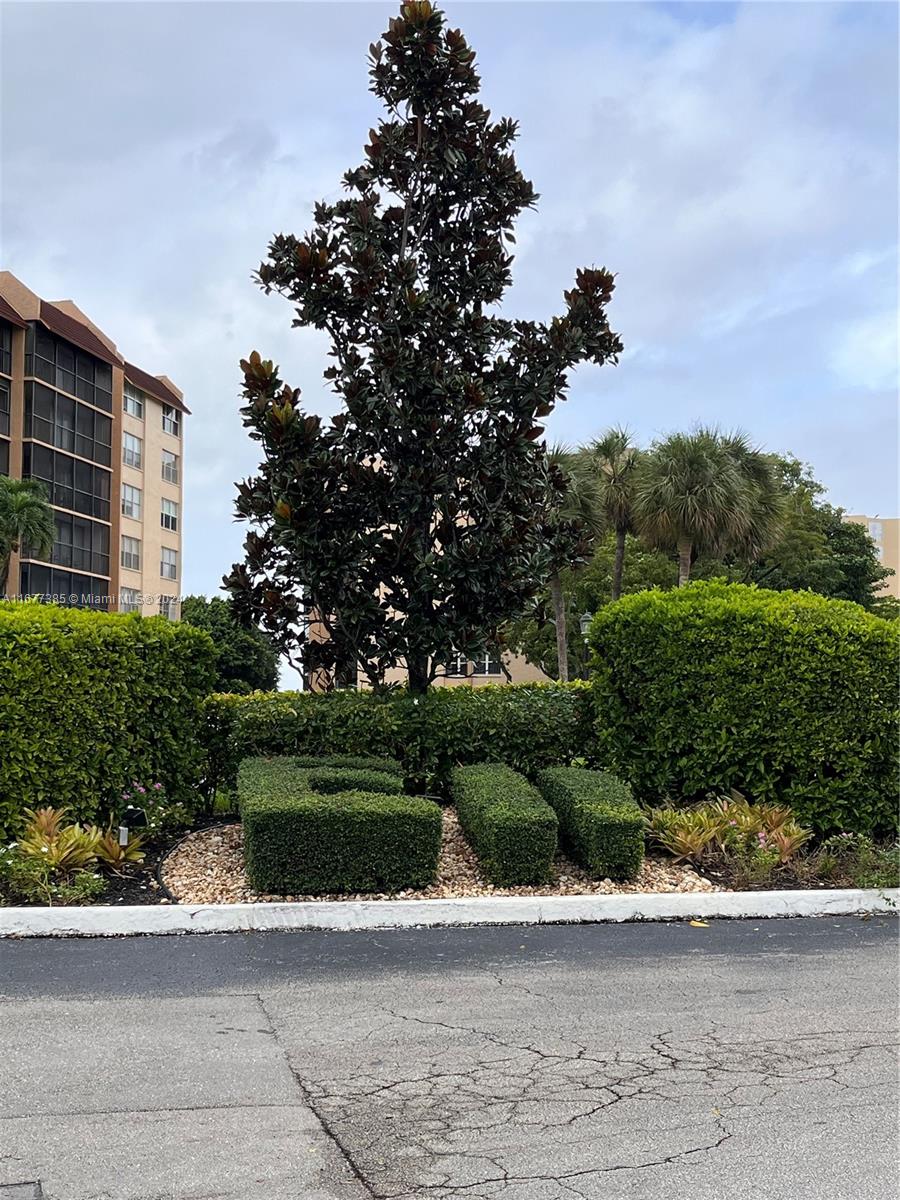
[1,916,896,1199]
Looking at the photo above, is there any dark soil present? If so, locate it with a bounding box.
[98,838,172,906]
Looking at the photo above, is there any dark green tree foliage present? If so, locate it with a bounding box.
[743,457,893,608]
[180,595,278,694]
[225,1,621,693]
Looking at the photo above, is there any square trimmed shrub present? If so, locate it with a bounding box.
[306,766,404,796]
[0,603,214,837]
[536,767,644,880]
[239,757,441,894]
[451,763,558,886]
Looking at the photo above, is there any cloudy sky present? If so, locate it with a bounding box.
[2,0,897,604]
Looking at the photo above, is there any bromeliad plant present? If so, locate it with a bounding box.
[95,829,146,872]
[224,0,622,693]
[1,806,105,906]
[647,792,813,887]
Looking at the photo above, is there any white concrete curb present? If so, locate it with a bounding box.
[0,887,895,938]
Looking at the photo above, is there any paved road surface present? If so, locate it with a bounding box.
[0,917,896,1199]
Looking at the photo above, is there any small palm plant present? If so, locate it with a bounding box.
[0,477,55,596]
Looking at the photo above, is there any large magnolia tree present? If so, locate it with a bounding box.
[225,1,621,692]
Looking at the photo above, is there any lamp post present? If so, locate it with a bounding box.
[579,612,593,642]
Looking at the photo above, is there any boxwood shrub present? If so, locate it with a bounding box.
[589,581,899,838]
[306,766,404,796]
[293,754,404,776]
[536,767,644,880]
[451,763,558,886]
[239,757,441,894]
[0,603,214,837]
[205,682,593,798]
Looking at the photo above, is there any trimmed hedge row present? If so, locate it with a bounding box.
[204,683,594,798]
[589,582,899,838]
[451,763,558,886]
[293,754,404,776]
[239,757,441,894]
[536,767,644,880]
[0,603,214,837]
[306,766,404,796]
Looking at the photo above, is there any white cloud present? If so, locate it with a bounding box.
[829,310,899,392]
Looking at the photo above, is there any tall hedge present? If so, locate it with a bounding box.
[203,682,594,797]
[0,603,214,836]
[589,582,899,837]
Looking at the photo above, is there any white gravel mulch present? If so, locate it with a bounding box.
[160,809,720,905]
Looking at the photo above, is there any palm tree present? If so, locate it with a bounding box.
[583,427,642,601]
[634,428,784,586]
[0,477,55,597]
[546,445,605,682]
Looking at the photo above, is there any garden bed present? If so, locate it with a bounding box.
[161,809,720,904]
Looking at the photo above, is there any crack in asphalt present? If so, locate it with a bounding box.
[294,1005,896,1199]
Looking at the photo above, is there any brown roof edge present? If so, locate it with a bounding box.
[124,360,190,414]
[39,300,121,367]
[0,294,27,329]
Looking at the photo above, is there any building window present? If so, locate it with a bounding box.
[121,483,142,520]
[0,379,9,437]
[120,587,141,614]
[48,512,109,577]
[160,546,178,580]
[25,324,112,412]
[0,322,11,376]
[22,443,110,521]
[472,651,502,676]
[159,595,176,620]
[161,449,179,484]
[123,432,143,470]
[20,562,109,610]
[124,382,145,419]
[160,497,179,532]
[121,535,141,572]
[445,652,467,677]
[0,439,8,477]
[24,381,112,466]
[162,404,181,437]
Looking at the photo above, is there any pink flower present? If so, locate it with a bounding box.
[153,783,162,791]
[137,786,146,794]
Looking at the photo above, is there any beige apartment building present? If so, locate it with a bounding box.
[844,514,900,598]
[0,272,186,616]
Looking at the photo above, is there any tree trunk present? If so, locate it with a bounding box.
[407,653,431,695]
[611,526,626,602]
[0,554,9,599]
[549,574,569,683]
[677,537,693,587]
